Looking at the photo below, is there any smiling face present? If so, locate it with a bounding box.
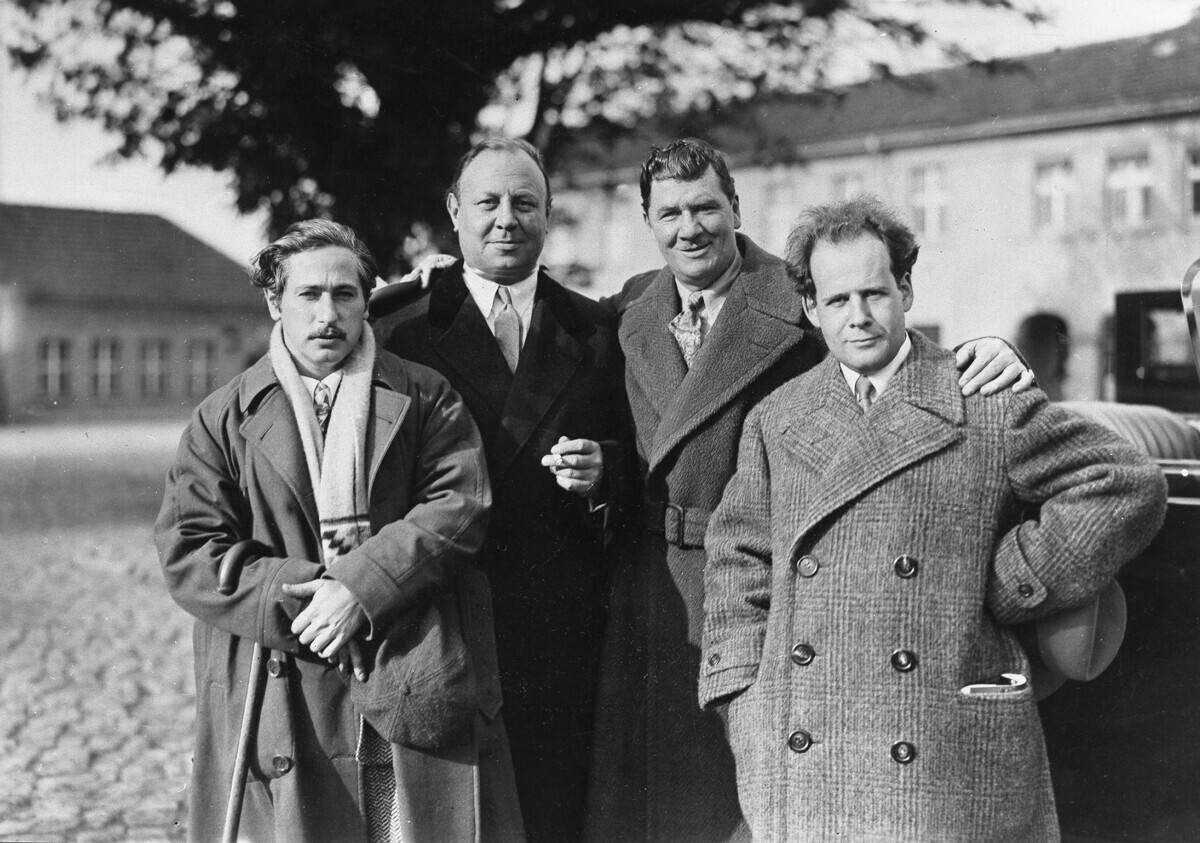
[644,167,742,291]
[266,246,366,379]
[446,148,549,284]
[803,234,913,376]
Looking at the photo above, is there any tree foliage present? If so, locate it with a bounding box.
[7,0,1035,271]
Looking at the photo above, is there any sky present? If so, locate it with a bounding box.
[0,0,1196,263]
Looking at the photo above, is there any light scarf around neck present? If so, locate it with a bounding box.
[269,322,376,567]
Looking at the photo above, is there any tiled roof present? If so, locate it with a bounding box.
[0,203,262,310]
[558,16,1200,183]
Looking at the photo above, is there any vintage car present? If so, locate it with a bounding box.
[1041,263,1200,842]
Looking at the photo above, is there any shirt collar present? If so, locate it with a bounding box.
[463,264,538,320]
[299,368,344,403]
[840,332,913,399]
[673,249,742,324]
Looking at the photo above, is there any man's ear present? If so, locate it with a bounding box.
[899,273,914,313]
[264,289,282,321]
[802,294,820,329]
[446,192,460,231]
[731,193,742,230]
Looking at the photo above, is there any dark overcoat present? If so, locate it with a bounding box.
[701,333,1168,841]
[586,235,826,842]
[156,350,504,842]
[372,263,636,843]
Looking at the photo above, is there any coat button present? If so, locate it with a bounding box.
[708,653,721,667]
[891,741,917,764]
[890,649,918,673]
[791,643,816,666]
[788,730,813,753]
[795,555,820,578]
[267,658,284,678]
[1018,583,1035,598]
[893,555,919,578]
[272,755,293,775]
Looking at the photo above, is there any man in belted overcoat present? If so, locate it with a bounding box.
[157,220,520,842]
[700,197,1167,840]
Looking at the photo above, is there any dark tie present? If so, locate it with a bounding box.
[494,286,520,373]
[313,382,332,435]
[669,291,705,367]
[854,374,876,414]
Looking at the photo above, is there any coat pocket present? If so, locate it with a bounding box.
[347,577,475,751]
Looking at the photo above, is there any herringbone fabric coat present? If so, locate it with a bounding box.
[701,332,1167,842]
[586,236,826,842]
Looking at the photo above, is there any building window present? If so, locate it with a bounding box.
[140,338,171,398]
[37,338,71,399]
[1188,149,1200,217]
[91,338,122,399]
[910,165,947,238]
[187,340,218,397]
[1033,160,1076,233]
[833,173,865,201]
[1105,153,1153,228]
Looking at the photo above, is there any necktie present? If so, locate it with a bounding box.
[494,286,520,373]
[313,382,332,435]
[669,291,705,367]
[854,374,876,414]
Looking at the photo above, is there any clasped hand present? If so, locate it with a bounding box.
[282,578,369,681]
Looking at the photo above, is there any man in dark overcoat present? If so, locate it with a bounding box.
[700,197,1167,840]
[371,138,635,843]
[585,140,1035,842]
[157,220,519,842]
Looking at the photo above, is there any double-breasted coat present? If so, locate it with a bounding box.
[371,263,636,843]
[700,333,1168,841]
[586,235,826,842]
[156,350,506,842]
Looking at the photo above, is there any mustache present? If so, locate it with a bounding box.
[311,328,347,340]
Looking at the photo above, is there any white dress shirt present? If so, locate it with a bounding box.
[463,265,538,349]
[840,332,913,400]
[299,369,344,406]
[673,250,742,334]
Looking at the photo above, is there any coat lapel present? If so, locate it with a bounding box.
[620,264,688,427]
[428,265,513,419]
[238,369,321,540]
[647,236,810,472]
[783,334,964,556]
[366,374,411,495]
[490,270,584,482]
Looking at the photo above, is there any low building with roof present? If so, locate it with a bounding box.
[547,14,1200,402]
[0,203,270,422]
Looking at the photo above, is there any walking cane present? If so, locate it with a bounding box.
[216,539,273,843]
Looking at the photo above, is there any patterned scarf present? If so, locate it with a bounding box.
[269,323,401,842]
[269,322,374,566]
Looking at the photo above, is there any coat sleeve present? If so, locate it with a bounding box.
[327,378,491,635]
[698,402,774,709]
[988,391,1168,625]
[155,398,326,653]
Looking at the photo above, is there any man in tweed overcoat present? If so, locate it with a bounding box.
[700,198,1167,841]
[586,140,1037,843]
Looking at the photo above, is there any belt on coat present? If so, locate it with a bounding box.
[643,499,711,548]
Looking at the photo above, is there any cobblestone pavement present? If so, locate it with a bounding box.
[1,423,194,843]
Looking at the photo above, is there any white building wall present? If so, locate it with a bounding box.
[559,115,1200,401]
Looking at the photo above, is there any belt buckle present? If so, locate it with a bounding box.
[663,502,686,546]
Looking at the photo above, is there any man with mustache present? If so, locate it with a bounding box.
[157,220,519,842]
[371,138,636,843]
